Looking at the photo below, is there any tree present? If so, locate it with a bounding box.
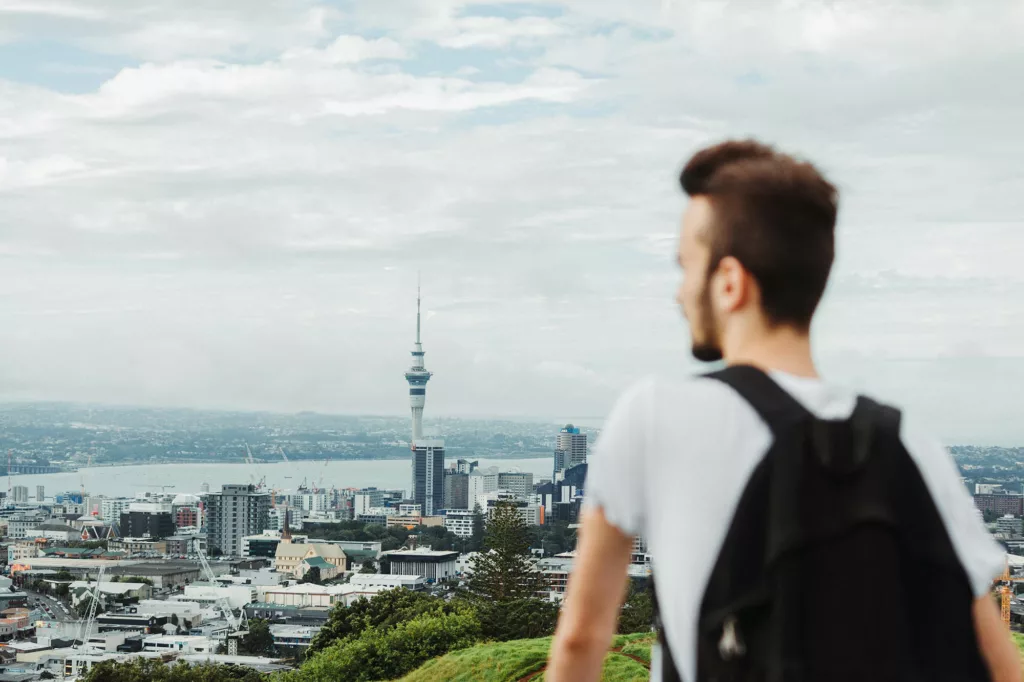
[288,609,480,682]
[123,577,154,586]
[467,502,548,603]
[307,588,455,656]
[170,613,179,627]
[983,509,999,524]
[617,580,655,634]
[75,594,104,619]
[359,560,376,574]
[83,659,263,682]
[301,567,322,586]
[54,583,70,598]
[240,618,275,657]
[470,503,486,552]
[466,501,554,641]
[54,570,74,582]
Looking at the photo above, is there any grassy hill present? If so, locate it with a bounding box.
[403,631,1024,681]
[400,633,655,682]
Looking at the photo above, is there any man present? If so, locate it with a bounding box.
[548,140,1020,681]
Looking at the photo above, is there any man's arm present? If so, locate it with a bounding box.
[548,506,634,682]
[974,595,1022,682]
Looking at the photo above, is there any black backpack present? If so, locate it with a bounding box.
[654,365,990,682]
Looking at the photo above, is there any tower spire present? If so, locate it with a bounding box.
[416,274,422,345]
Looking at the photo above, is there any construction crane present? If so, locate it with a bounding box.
[196,548,246,634]
[996,559,1024,628]
[74,565,107,651]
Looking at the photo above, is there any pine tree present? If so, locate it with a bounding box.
[469,503,485,552]
[466,501,548,603]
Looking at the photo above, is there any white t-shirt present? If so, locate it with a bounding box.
[585,372,1005,682]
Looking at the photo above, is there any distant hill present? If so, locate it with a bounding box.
[400,633,654,682]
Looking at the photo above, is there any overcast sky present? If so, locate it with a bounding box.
[0,0,1022,444]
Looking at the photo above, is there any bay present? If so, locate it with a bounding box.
[8,457,554,500]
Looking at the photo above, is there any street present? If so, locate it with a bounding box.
[24,589,74,623]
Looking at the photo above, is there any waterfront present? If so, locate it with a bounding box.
[8,457,554,500]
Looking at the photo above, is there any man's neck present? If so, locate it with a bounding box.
[722,325,818,378]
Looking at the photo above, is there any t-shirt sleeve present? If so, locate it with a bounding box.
[583,377,654,537]
[901,414,1005,597]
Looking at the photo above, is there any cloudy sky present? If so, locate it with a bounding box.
[1,0,1022,444]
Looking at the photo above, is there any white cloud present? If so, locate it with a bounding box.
[0,0,1022,442]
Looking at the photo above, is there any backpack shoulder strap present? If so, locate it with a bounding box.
[703,364,811,435]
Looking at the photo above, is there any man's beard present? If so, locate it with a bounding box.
[690,284,723,363]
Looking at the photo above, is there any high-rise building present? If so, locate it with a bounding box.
[455,459,478,474]
[11,486,28,504]
[203,484,271,556]
[405,285,433,443]
[443,472,469,510]
[554,424,587,481]
[498,471,534,499]
[119,511,175,539]
[35,486,45,502]
[412,441,445,516]
[100,498,133,523]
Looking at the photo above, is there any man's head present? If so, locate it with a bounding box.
[675,140,838,362]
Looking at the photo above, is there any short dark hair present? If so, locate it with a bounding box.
[680,139,837,330]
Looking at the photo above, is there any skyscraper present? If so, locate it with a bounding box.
[405,284,444,516]
[554,424,587,481]
[405,284,433,443]
[413,441,445,516]
[202,484,271,556]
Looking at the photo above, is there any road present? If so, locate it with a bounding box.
[24,589,75,623]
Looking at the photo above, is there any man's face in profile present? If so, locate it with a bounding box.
[676,196,723,362]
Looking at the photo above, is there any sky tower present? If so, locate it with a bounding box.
[405,283,432,443]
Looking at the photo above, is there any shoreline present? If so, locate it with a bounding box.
[38,453,553,472]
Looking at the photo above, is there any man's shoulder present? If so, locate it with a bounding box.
[612,373,757,421]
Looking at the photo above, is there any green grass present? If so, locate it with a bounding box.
[1012,632,1024,660]
[400,633,656,682]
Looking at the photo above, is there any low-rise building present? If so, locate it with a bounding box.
[347,573,425,591]
[69,581,153,608]
[179,584,255,611]
[262,583,382,608]
[143,634,216,654]
[298,556,340,582]
[383,549,458,582]
[270,624,321,649]
[274,540,346,579]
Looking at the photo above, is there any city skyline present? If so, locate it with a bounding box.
[1,1,1023,444]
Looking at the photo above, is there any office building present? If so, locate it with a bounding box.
[467,467,499,508]
[11,486,28,504]
[554,424,587,481]
[974,493,1024,517]
[203,484,271,556]
[444,509,475,538]
[412,441,445,517]
[498,471,534,499]
[35,486,45,502]
[120,511,175,539]
[443,472,469,510]
[455,459,478,474]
